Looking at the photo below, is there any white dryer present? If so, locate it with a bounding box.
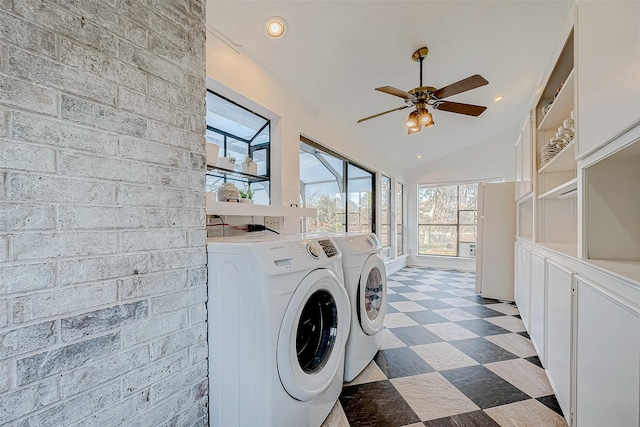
[331,233,387,382]
[207,234,350,427]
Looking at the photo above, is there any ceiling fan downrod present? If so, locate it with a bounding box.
[412,47,429,90]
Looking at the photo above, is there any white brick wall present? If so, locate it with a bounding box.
[0,0,208,425]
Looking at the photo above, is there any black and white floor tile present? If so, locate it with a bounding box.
[322,267,566,427]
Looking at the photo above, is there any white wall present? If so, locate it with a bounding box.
[206,34,408,208]
[407,128,517,269]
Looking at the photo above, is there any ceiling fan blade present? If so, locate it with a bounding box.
[357,105,410,123]
[434,101,487,117]
[433,75,489,99]
[375,86,414,100]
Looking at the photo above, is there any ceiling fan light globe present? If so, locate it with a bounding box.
[419,110,432,124]
[425,119,435,128]
[405,111,419,128]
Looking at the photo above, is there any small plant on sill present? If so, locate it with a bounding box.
[239,187,254,200]
[240,155,258,175]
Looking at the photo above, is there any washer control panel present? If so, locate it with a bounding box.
[318,239,339,258]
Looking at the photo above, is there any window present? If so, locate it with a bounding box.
[396,182,404,256]
[205,91,270,204]
[417,183,478,257]
[380,175,391,250]
[300,138,374,233]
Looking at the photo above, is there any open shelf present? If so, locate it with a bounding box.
[538,69,575,132]
[538,139,576,174]
[206,193,317,217]
[206,165,269,183]
[538,178,577,199]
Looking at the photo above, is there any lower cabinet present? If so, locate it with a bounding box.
[574,277,640,427]
[545,261,573,420]
[514,239,640,426]
[529,252,546,365]
[514,242,531,330]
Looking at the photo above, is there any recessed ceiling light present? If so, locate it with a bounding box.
[493,95,505,102]
[264,16,287,38]
[417,154,423,159]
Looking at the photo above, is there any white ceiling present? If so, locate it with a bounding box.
[206,1,573,173]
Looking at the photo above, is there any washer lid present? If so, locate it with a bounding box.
[277,269,350,402]
[358,254,387,336]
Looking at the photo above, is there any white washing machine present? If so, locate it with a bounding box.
[207,234,350,427]
[331,233,387,382]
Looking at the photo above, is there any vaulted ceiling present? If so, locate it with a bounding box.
[206,1,572,172]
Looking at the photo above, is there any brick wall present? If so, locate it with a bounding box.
[0,1,208,425]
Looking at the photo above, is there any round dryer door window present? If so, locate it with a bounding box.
[277,269,350,402]
[296,289,337,374]
[359,255,387,336]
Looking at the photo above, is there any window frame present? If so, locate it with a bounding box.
[396,181,404,256]
[417,183,478,257]
[380,175,392,251]
[299,136,376,234]
[205,90,272,203]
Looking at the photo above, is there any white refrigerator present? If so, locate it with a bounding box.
[475,182,516,301]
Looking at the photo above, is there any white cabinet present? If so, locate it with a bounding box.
[514,242,531,330]
[529,252,546,365]
[576,1,640,158]
[574,277,640,427]
[545,261,573,420]
[515,239,640,426]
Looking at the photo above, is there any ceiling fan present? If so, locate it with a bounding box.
[357,46,489,134]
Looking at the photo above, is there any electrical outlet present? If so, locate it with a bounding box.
[264,216,281,231]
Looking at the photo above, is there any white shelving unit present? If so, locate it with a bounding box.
[533,28,577,246]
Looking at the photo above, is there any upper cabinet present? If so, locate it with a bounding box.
[576,1,640,158]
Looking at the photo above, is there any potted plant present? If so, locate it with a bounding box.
[216,155,236,171]
[239,187,254,203]
[240,155,258,175]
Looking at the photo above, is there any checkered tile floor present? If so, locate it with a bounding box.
[322,267,567,427]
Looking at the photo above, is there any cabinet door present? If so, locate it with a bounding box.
[546,261,572,420]
[576,1,640,157]
[574,277,640,427]
[515,243,531,330]
[529,252,546,366]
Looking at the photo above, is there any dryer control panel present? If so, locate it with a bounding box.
[306,242,322,259]
[318,239,339,258]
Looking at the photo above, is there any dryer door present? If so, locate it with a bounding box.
[277,268,350,402]
[358,254,387,336]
